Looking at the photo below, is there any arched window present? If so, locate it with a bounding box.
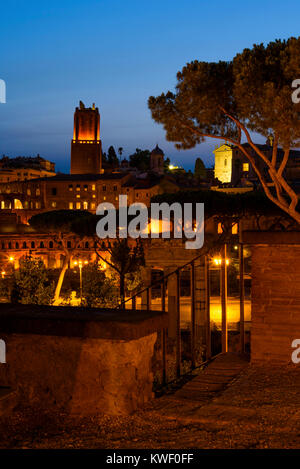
[40,241,44,248]
[49,241,53,249]
[22,242,27,248]
[85,241,89,248]
[31,241,35,249]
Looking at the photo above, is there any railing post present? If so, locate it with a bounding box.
[221,244,228,353]
[191,261,196,369]
[239,243,245,354]
[205,255,211,360]
[161,280,167,386]
[132,294,136,310]
[176,269,181,378]
[146,287,150,310]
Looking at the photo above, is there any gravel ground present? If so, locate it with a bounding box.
[1,364,300,449]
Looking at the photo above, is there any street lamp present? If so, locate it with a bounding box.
[73,259,88,304]
[213,257,229,266]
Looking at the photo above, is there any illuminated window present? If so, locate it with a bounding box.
[83,201,88,210]
[92,194,96,198]
[232,223,238,234]
[243,163,249,172]
[91,203,96,209]
[76,185,80,191]
[69,202,74,209]
[92,184,96,191]
[84,185,88,191]
[51,201,57,208]
[76,194,80,198]
[103,196,106,201]
[69,185,73,191]
[27,188,31,196]
[36,188,40,196]
[76,202,81,209]
[217,222,223,233]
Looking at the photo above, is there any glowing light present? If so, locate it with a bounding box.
[9,257,14,262]
[213,257,230,266]
[213,258,222,266]
[168,164,180,170]
[1,271,5,278]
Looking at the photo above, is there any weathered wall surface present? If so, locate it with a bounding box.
[0,304,167,415]
[243,232,300,364]
[0,332,156,415]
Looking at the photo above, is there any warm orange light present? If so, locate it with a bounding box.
[9,256,14,262]
[1,271,5,278]
[213,258,222,266]
[213,257,230,266]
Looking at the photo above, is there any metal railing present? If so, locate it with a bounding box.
[120,241,247,388]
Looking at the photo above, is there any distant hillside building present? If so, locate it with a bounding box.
[0,154,56,182]
[213,141,300,188]
[150,145,164,175]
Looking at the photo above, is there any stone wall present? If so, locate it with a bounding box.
[0,304,167,415]
[242,231,300,364]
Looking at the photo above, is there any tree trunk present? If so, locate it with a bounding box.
[53,254,69,304]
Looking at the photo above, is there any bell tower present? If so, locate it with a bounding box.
[71,101,103,174]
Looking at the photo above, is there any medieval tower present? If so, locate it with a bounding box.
[71,101,103,174]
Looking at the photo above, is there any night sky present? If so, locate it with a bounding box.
[1,0,300,173]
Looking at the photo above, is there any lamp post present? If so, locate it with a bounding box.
[73,259,88,304]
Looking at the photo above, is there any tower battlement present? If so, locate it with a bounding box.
[71,101,103,174]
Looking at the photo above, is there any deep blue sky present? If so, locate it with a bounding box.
[1,0,300,173]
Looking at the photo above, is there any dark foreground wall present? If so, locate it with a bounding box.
[243,231,300,364]
[0,304,167,415]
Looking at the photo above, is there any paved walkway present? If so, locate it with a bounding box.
[149,353,249,422]
[3,354,300,448]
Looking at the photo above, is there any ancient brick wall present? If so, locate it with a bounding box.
[243,232,300,364]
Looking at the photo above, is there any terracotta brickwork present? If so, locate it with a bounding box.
[243,231,300,364]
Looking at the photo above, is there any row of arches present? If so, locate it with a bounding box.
[0,240,92,250]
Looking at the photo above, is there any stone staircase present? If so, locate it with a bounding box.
[150,353,249,422]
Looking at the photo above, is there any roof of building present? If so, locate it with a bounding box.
[28,172,130,182]
[151,144,164,156]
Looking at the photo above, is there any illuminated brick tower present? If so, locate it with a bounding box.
[71,101,103,174]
